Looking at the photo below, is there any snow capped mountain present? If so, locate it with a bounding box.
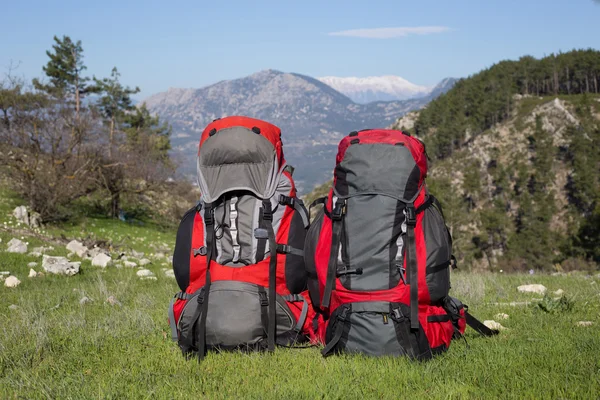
[318,75,431,103]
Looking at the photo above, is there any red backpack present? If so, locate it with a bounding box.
[305,129,496,359]
[168,116,316,359]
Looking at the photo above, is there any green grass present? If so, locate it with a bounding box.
[1,191,600,399]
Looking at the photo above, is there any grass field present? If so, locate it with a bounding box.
[1,190,599,399]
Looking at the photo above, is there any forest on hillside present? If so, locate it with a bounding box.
[415,49,600,159]
[400,50,600,271]
[0,36,195,223]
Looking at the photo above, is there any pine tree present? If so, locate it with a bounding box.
[93,67,140,158]
[33,35,92,118]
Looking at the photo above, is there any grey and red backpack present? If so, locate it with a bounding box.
[168,116,317,359]
[169,119,496,360]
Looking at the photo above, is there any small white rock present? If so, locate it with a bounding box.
[140,276,158,281]
[577,321,593,327]
[4,275,21,288]
[123,261,137,268]
[7,238,28,254]
[517,284,547,295]
[164,270,175,278]
[483,320,507,331]
[0,271,9,276]
[66,240,89,258]
[28,252,42,258]
[136,269,154,277]
[91,253,112,268]
[8,304,18,310]
[42,255,80,276]
[79,296,92,305]
[495,313,509,320]
[139,258,151,266]
[554,289,564,296]
[28,269,38,278]
[27,262,38,268]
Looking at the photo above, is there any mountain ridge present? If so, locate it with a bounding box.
[143,69,455,191]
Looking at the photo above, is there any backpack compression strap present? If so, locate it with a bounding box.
[465,311,499,336]
[321,199,346,309]
[405,203,419,330]
[262,200,278,352]
[197,204,215,360]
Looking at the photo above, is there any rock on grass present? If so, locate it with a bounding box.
[91,253,112,268]
[42,255,80,276]
[517,284,547,295]
[7,238,27,254]
[4,276,21,288]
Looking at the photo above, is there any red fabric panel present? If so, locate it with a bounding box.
[334,129,428,189]
[419,305,454,349]
[172,298,187,326]
[198,116,285,167]
[413,189,431,304]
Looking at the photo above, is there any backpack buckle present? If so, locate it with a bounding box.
[258,291,269,306]
[405,205,416,226]
[279,194,295,207]
[331,200,346,221]
[262,201,273,222]
[391,307,403,322]
[203,206,214,226]
[337,306,350,321]
[193,246,207,257]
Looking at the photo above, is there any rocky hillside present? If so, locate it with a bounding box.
[305,94,600,271]
[143,70,454,191]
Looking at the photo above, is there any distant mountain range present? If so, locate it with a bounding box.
[317,75,431,103]
[143,70,456,191]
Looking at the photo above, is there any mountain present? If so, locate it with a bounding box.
[387,49,600,271]
[317,75,431,103]
[143,69,449,191]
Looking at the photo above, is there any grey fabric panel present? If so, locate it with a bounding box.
[168,297,178,341]
[340,195,400,291]
[342,302,406,357]
[423,205,452,303]
[334,144,420,202]
[197,126,277,202]
[235,195,259,264]
[214,200,230,264]
[178,281,296,348]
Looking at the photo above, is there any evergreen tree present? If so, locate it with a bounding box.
[93,67,140,157]
[33,35,92,118]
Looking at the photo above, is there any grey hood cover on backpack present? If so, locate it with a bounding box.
[197,126,282,203]
[334,143,422,203]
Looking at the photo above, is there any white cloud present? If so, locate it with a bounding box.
[328,26,451,39]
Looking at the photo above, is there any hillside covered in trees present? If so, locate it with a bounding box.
[389,49,600,271]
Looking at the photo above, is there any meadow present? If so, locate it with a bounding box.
[1,189,599,399]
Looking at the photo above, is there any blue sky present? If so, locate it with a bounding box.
[1,0,599,99]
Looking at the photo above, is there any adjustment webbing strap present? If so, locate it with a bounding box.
[197,204,215,361]
[406,203,419,330]
[426,261,451,275]
[466,311,499,336]
[322,200,345,309]
[265,204,278,352]
[279,195,309,228]
[283,294,308,333]
[258,286,269,336]
[168,297,178,342]
[309,196,327,213]
[276,244,304,257]
[321,305,350,357]
[255,201,270,263]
